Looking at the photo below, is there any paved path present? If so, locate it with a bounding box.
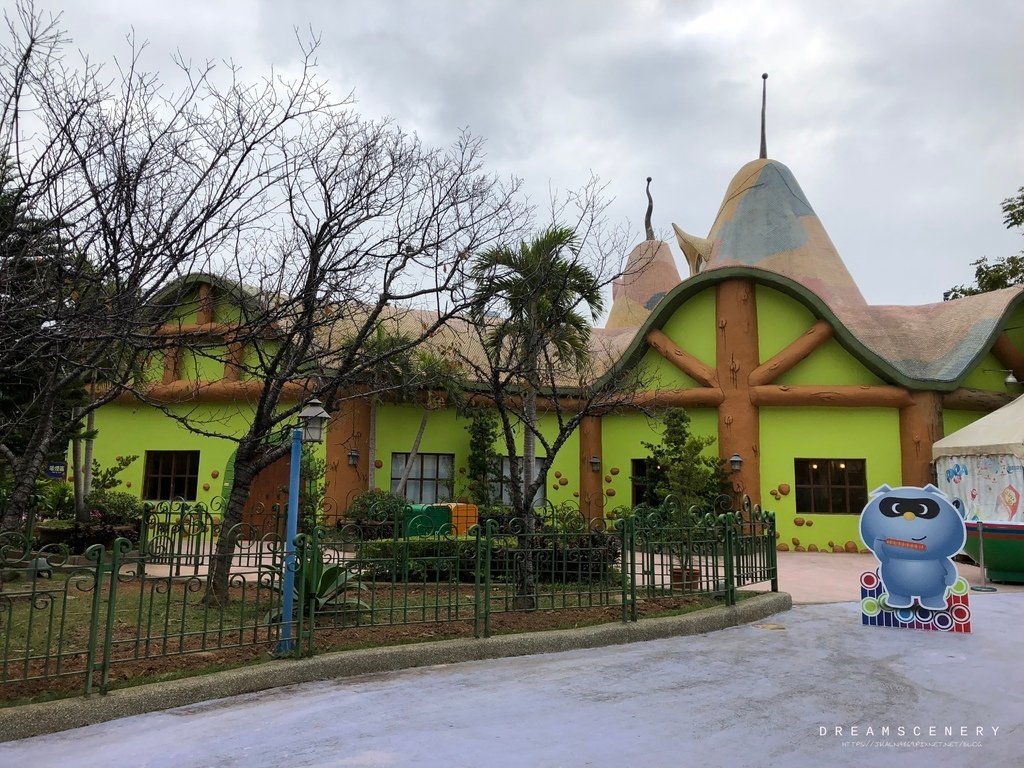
[3,592,1020,768]
[773,550,1024,604]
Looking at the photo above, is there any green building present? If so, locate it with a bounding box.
[85,153,1024,553]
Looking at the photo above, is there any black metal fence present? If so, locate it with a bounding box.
[0,498,776,699]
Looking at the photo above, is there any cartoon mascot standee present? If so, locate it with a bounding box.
[859,484,966,610]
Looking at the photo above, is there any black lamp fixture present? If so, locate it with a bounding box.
[299,399,329,443]
[347,448,359,467]
[729,453,743,473]
[589,456,601,472]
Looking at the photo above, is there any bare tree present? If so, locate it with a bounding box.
[148,115,526,604]
[0,3,349,527]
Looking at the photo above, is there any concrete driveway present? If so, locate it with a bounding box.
[774,550,1024,604]
[2,591,1020,767]
[2,551,1021,767]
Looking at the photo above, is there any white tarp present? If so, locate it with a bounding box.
[932,394,1024,460]
[935,454,1024,522]
[933,395,1024,521]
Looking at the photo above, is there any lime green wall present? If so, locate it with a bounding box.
[960,352,1010,391]
[178,346,228,381]
[755,286,883,385]
[943,409,986,437]
[372,405,581,503]
[213,296,242,324]
[760,407,900,553]
[639,348,698,389]
[756,285,816,361]
[89,401,254,508]
[776,339,884,386]
[659,287,717,368]
[600,409,718,513]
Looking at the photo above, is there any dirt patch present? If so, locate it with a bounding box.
[1,595,716,707]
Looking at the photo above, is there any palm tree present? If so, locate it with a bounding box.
[470,226,605,605]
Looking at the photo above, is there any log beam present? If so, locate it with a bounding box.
[646,329,718,388]
[161,347,180,384]
[324,397,371,523]
[899,391,943,487]
[223,342,245,382]
[196,283,214,325]
[750,385,913,408]
[152,322,240,338]
[112,379,313,404]
[578,415,604,521]
[716,280,761,506]
[749,320,834,386]
[629,389,726,409]
[942,388,1016,411]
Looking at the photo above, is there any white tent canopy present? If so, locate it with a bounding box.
[933,395,1024,460]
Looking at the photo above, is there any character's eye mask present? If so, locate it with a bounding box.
[879,497,940,519]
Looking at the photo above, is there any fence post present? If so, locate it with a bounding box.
[99,538,131,693]
[483,519,494,638]
[294,533,309,659]
[473,524,483,638]
[303,529,322,658]
[767,512,778,592]
[82,544,107,696]
[722,513,736,606]
[619,516,632,623]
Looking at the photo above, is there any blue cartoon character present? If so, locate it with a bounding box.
[859,484,966,610]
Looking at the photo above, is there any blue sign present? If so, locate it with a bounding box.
[44,460,67,480]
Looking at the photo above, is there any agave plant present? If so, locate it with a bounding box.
[268,553,369,621]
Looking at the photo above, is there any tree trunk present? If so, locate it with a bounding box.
[2,420,54,530]
[72,407,86,520]
[522,388,537,507]
[367,400,377,489]
[83,409,95,497]
[203,444,261,606]
[515,387,538,609]
[394,411,429,496]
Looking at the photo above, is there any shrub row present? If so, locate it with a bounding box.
[353,531,621,584]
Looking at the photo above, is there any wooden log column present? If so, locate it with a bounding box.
[578,415,604,521]
[899,391,944,487]
[716,280,761,506]
[324,398,371,524]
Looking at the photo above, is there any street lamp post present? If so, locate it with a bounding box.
[277,398,329,655]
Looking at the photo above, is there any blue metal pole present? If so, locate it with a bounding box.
[276,427,303,654]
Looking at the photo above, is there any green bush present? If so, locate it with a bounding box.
[88,489,144,525]
[346,489,408,522]
[37,480,76,521]
[355,535,502,582]
[354,530,621,584]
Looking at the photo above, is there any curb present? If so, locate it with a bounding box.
[0,592,791,742]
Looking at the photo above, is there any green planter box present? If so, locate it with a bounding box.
[402,504,451,537]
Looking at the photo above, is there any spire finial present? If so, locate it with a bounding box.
[759,73,768,159]
[644,176,654,240]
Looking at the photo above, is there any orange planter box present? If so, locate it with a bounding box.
[438,503,478,536]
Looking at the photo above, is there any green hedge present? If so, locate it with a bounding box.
[354,531,621,584]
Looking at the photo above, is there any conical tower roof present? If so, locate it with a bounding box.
[605,240,681,330]
[699,158,868,313]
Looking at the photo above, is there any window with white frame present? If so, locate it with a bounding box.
[491,456,547,508]
[391,453,454,503]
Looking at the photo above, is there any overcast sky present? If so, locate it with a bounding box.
[41,0,1024,307]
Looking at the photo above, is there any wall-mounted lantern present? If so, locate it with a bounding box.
[729,453,743,473]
